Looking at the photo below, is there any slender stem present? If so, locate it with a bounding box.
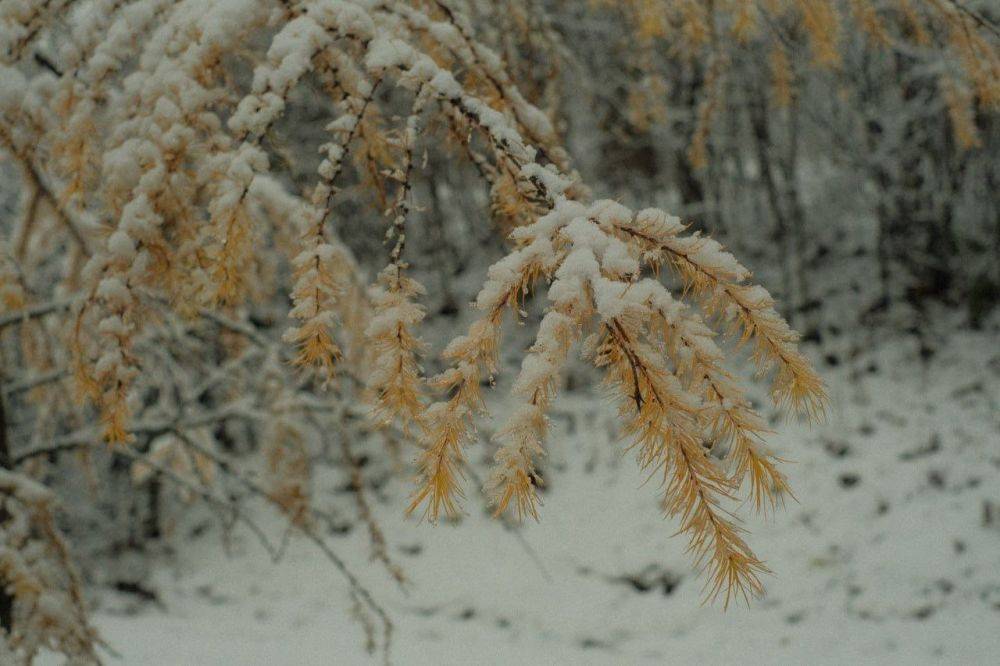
[0,298,73,330]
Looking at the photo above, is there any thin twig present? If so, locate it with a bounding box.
[116,447,285,562]
[168,430,394,662]
[2,368,68,396]
[944,0,1000,40]
[462,461,552,582]
[0,298,74,330]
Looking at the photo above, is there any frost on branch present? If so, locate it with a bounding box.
[428,196,824,604]
[0,471,101,665]
[0,0,831,645]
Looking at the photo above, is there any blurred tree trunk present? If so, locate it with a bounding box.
[780,99,816,338]
[748,86,795,323]
[671,61,709,232]
[0,392,14,634]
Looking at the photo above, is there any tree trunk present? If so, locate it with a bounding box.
[748,88,795,323]
[0,393,14,635]
[781,100,817,339]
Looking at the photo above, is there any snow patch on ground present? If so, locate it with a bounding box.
[44,325,1000,665]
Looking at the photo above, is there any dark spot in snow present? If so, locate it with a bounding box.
[866,362,879,374]
[910,605,935,620]
[458,607,475,620]
[326,521,352,536]
[823,439,851,458]
[579,637,612,650]
[496,617,511,629]
[876,499,890,515]
[194,584,228,606]
[927,470,946,489]
[859,423,876,436]
[839,473,860,488]
[900,434,941,461]
[951,381,985,400]
[189,520,211,539]
[399,543,422,556]
[113,580,162,607]
[613,565,682,596]
[982,500,999,528]
[875,410,907,427]
[978,585,1000,607]
[824,353,840,367]
[785,611,806,624]
[801,327,821,344]
[953,540,966,554]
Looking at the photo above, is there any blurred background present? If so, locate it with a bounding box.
[3,0,999,663]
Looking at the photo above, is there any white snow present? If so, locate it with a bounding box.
[45,323,1000,665]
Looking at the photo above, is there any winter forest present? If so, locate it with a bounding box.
[0,0,997,664]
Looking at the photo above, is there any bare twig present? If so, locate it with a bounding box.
[168,430,394,663]
[943,0,1000,40]
[463,461,552,583]
[0,298,73,330]
[2,368,68,396]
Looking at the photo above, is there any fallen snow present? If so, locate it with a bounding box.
[42,323,1000,665]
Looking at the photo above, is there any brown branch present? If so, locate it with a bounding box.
[943,0,1000,40]
[0,298,74,330]
[169,429,394,662]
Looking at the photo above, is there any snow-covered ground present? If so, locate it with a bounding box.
[51,322,1000,665]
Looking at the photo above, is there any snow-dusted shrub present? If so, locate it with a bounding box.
[0,0,834,660]
[0,470,101,665]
